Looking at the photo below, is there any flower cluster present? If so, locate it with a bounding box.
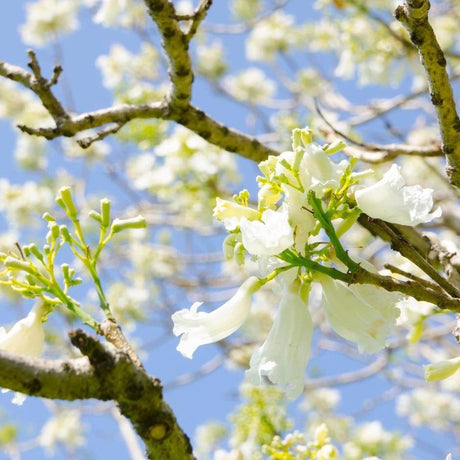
[172,128,441,399]
[126,126,240,224]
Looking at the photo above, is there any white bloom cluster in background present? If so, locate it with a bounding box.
[126,126,240,224]
[172,127,442,400]
[196,41,227,79]
[246,11,300,62]
[91,0,146,28]
[96,43,160,90]
[20,0,79,46]
[39,409,85,454]
[0,180,54,227]
[224,68,276,103]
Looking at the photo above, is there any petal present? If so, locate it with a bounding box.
[247,283,313,399]
[424,357,460,382]
[355,164,441,226]
[172,277,262,358]
[320,277,399,353]
[240,209,293,256]
[0,302,45,358]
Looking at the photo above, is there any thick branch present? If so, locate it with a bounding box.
[0,55,277,162]
[144,0,194,108]
[395,1,460,187]
[0,330,194,460]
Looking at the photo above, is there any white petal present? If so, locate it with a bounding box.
[172,277,262,358]
[247,283,313,399]
[0,302,45,358]
[320,277,399,353]
[240,209,293,256]
[355,164,441,226]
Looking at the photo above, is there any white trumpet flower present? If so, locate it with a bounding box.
[320,277,400,353]
[0,302,45,358]
[172,277,262,358]
[0,302,46,405]
[246,282,313,399]
[355,164,441,226]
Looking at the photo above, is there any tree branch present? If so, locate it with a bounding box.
[395,0,460,187]
[0,56,277,162]
[0,329,194,460]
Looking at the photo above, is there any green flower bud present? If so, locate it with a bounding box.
[324,140,347,155]
[58,187,78,217]
[234,242,246,265]
[222,234,237,260]
[60,225,72,242]
[4,257,35,275]
[28,244,44,262]
[42,212,56,222]
[89,210,102,223]
[100,198,111,228]
[61,263,70,280]
[111,216,147,233]
[49,222,60,240]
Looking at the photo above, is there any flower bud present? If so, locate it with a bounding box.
[4,257,35,275]
[100,198,111,228]
[58,187,78,217]
[111,216,147,233]
[89,210,102,223]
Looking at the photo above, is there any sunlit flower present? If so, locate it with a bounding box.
[319,277,400,353]
[239,209,293,256]
[246,282,313,399]
[172,277,262,358]
[213,198,260,231]
[0,302,45,358]
[355,164,441,225]
[20,0,79,46]
[39,409,85,454]
[0,302,46,405]
[424,357,460,382]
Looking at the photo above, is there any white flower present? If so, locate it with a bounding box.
[319,277,400,353]
[355,164,442,226]
[20,0,79,46]
[224,68,276,103]
[0,302,45,358]
[246,11,297,62]
[424,357,460,382]
[300,143,347,195]
[239,209,293,256]
[39,409,85,454]
[0,302,46,405]
[396,297,434,327]
[172,277,262,358]
[246,282,313,399]
[213,198,260,231]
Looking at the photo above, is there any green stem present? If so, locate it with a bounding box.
[277,250,349,282]
[308,191,359,272]
[84,259,114,321]
[49,284,99,330]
